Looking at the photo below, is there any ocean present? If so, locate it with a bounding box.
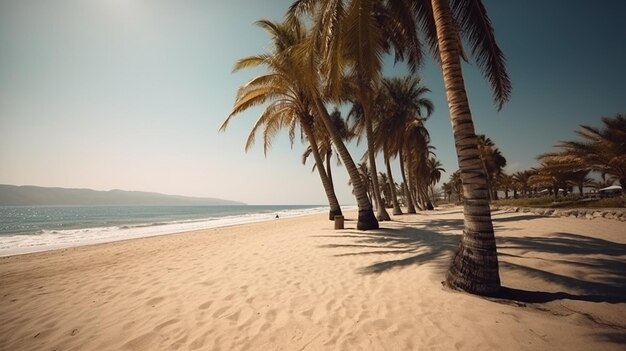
[0,205,333,256]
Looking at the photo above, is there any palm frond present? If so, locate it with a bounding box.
[450,0,511,110]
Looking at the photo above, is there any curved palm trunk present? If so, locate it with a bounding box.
[399,149,416,213]
[384,148,403,215]
[421,187,434,210]
[408,167,423,211]
[311,96,378,230]
[362,96,391,221]
[326,152,334,189]
[301,121,342,221]
[433,0,501,295]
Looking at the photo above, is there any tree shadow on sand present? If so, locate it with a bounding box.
[317,216,626,305]
[495,232,626,304]
[316,226,461,275]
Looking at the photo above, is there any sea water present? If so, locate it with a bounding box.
[0,205,335,256]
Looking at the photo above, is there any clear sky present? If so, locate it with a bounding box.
[1,0,625,205]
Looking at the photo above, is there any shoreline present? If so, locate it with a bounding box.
[0,205,348,258]
[1,207,624,350]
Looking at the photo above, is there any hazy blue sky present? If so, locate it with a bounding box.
[1,0,625,205]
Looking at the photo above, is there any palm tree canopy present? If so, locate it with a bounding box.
[220,20,313,155]
[548,114,626,180]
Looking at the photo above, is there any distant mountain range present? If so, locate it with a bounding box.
[0,185,245,206]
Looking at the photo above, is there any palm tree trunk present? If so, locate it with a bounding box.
[399,149,416,213]
[432,0,500,295]
[423,187,434,210]
[385,148,403,215]
[326,152,334,190]
[361,94,391,221]
[409,168,422,211]
[311,96,378,230]
[301,121,342,221]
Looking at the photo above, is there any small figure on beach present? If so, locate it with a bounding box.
[275,214,279,219]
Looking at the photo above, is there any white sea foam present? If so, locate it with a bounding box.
[0,206,350,257]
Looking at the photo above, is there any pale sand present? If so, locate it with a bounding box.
[1,207,624,350]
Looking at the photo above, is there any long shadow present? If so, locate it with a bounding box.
[360,227,461,274]
[491,214,547,222]
[318,223,626,305]
[317,226,461,275]
[394,213,546,233]
[496,232,626,304]
[595,332,626,345]
[495,287,626,304]
[498,232,626,256]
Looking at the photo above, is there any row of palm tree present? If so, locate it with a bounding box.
[223,0,511,296]
[443,113,625,202]
[539,113,625,196]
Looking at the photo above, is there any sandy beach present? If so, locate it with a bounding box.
[1,206,624,350]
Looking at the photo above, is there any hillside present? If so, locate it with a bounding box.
[0,185,245,206]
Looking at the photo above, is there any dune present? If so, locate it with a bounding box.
[0,207,624,350]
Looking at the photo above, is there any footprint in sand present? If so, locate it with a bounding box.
[223,293,235,301]
[198,301,213,310]
[146,296,165,306]
[300,308,314,318]
[130,288,146,297]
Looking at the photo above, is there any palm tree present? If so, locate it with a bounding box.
[421,0,511,295]
[220,20,344,222]
[498,173,515,199]
[513,170,535,198]
[448,170,463,202]
[252,17,380,229]
[477,135,507,200]
[528,161,572,200]
[403,120,433,211]
[543,113,626,196]
[427,156,445,207]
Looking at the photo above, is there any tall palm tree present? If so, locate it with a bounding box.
[220,20,343,221]
[418,0,511,295]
